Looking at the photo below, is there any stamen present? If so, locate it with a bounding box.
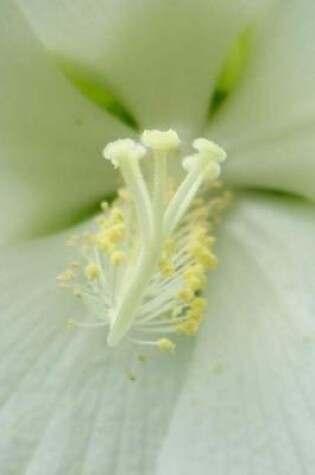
[58,130,230,356]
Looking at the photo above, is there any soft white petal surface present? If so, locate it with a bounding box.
[159,193,315,475]
[17,0,272,134]
[208,0,315,200]
[0,227,193,474]
[0,1,134,243]
[2,193,315,473]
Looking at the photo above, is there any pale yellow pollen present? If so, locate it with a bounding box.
[189,243,218,269]
[158,257,175,278]
[178,287,195,303]
[187,309,203,323]
[177,319,200,336]
[156,338,176,353]
[85,262,101,280]
[96,235,114,254]
[185,274,204,292]
[191,297,207,311]
[106,224,126,242]
[110,250,125,266]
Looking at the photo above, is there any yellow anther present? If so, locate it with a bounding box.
[177,320,200,336]
[158,257,175,277]
[189,243,218,269]
[183,265,205,281]
[107,224,126,242]
[96,235,114,253]
[73,289,83,298]
[187,310,203,323]
[178,287,195,302]
[192,226,214,240]
[198,251,218,269]
[110,251,125,266]
[191,297,207,311]
[156,338,176,353]
[185,274,204,292]
[85,262,101,280]
[141,129,180,150]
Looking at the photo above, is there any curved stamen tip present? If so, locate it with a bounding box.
[182,154,221,180]
[141,129,181,150]
[193,138,227,162]
[103,138,146,168]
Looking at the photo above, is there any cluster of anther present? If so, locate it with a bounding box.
[58,130,230,354]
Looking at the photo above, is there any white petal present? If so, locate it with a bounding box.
[0,1,134,243]
[159,193,315,474]
[207,0,315,200]
[17,0,271,135]
[0,228,192,474]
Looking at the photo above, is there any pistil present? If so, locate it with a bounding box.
[58,129,230,353]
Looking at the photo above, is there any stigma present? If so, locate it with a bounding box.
[58,130,231,354]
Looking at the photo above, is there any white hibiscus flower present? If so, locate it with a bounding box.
[1,1,315,474]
